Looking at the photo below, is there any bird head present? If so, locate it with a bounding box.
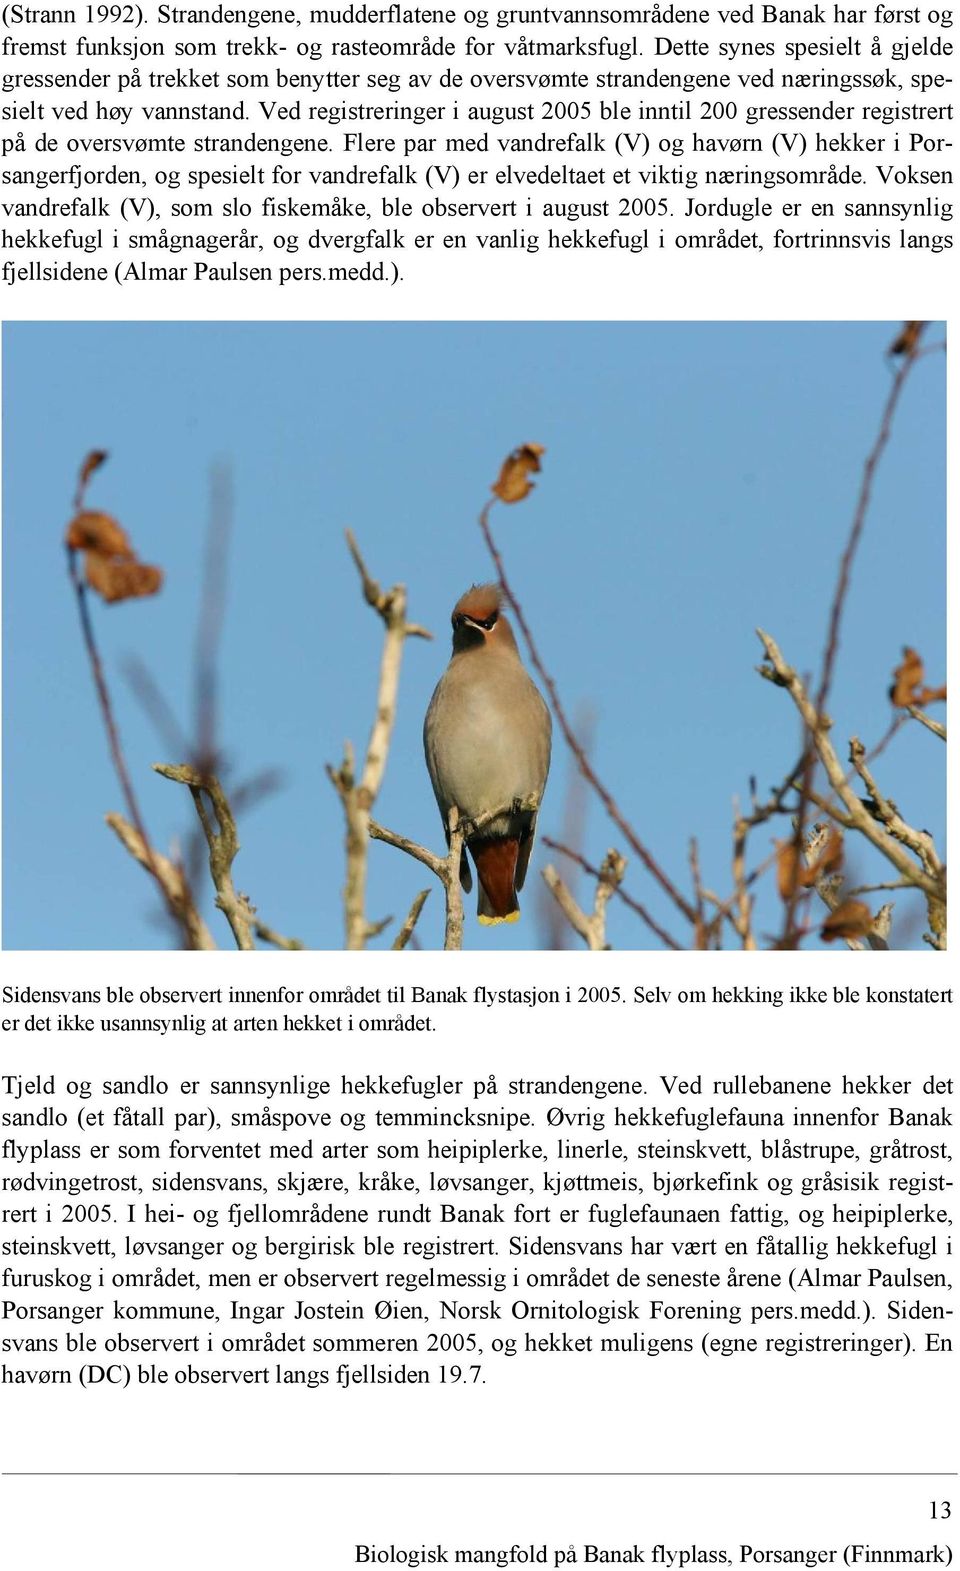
[450,584,517,654]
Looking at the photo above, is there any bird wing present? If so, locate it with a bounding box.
[515,818,536,892]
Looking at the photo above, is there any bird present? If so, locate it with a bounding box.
[424,584,552,925]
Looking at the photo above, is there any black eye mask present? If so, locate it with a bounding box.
[454,611,499,632]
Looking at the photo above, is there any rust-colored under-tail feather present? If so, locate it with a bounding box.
[471,838,521,925]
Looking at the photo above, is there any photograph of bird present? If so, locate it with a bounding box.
[424,584,552,926]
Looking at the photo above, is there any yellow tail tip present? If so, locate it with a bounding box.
[478,910,521,926]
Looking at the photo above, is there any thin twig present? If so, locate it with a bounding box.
[731,797,757,949]
[542,849,626,951]
[69,548,157,872]
[537,704,596,950]
[802,822,891,952]
[784,325,929,943]
[702,842,783,947]
[66,454,197,946]
[758,630,945,948]
[542,837,682,950]
[688,838,708,949]
[122,655,193,760]
[194,464,232,774]
[369,819,448,880]
[328,533,431,950]
[864,713,907,765]
[392,890,431,951]
[704,757,807,948]
[848,738,942,879]
[105,813,216,950]
[845,880,915,896]
[906,706,946,742]
[819,332,927,715]
[153,763,255,950]
[254,921,305,951]
[370,805,507,950]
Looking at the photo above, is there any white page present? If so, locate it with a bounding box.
[0,4,955,1565]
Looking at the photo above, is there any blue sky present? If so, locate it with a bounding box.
[1,321,946,950]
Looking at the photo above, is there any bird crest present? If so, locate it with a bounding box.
[453,584,502,624]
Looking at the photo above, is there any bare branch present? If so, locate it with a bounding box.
[541,868,595,948]
[122,655,192,760]
[818,329,927,717]
[689,838,709,950]
[845,880,916,897]
[344,529,433,641]
[105,813,217,951]
[701,758,807,949]
[392,890,431,951]
[701,843,785,948]
[848,738,943,878]
[784,325,930,943]
[757,634,940,889]
[370,819,448,880]
[66,454,199,947]
[906,705,946,742]
[731,797,757,951]
[542,849,626,951]
[254,921,305,951]
[802,822,890,953]
[537,704,596,950]
[758,630,945,948]
[370,805,512,950]
[542,837,682,950]
[328,534,431,950]
[442,810,466,951]
[153,763,255,950]
[194,464,232,774]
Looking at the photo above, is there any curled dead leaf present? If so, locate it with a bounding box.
[776,842,800,901]
[66,510,131,557]
[889,646,945,709]
[78,449,108,494]
[890,646,924,706]
[65,463,164,605]
[85,553,163,605]
[492,442,546,504]
[821,898,874,942]
[888,321,924,357]
[776,827,844,900]
[813,828,844,878]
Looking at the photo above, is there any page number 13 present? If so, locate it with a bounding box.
[930,1503,951,1519]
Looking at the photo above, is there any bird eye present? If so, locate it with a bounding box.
[479,612,499,631]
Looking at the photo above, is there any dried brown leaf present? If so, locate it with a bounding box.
[890,646,925,707]
[890,647,945,709]
[776,828,844,901]
[776,842,800,900]
[812,828,844,878]
[492,442,546,504]
[67,487,164,605]
[85,553,163,605]
[888,321,924,357]
[821,898,874,942]
[66,510,131,556]
[78,450,109,492]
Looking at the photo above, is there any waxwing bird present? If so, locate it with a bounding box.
[424,585,552,926]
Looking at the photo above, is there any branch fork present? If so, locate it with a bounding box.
[327,532,432,950]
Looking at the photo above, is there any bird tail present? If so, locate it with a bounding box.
[472,839,521,926]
